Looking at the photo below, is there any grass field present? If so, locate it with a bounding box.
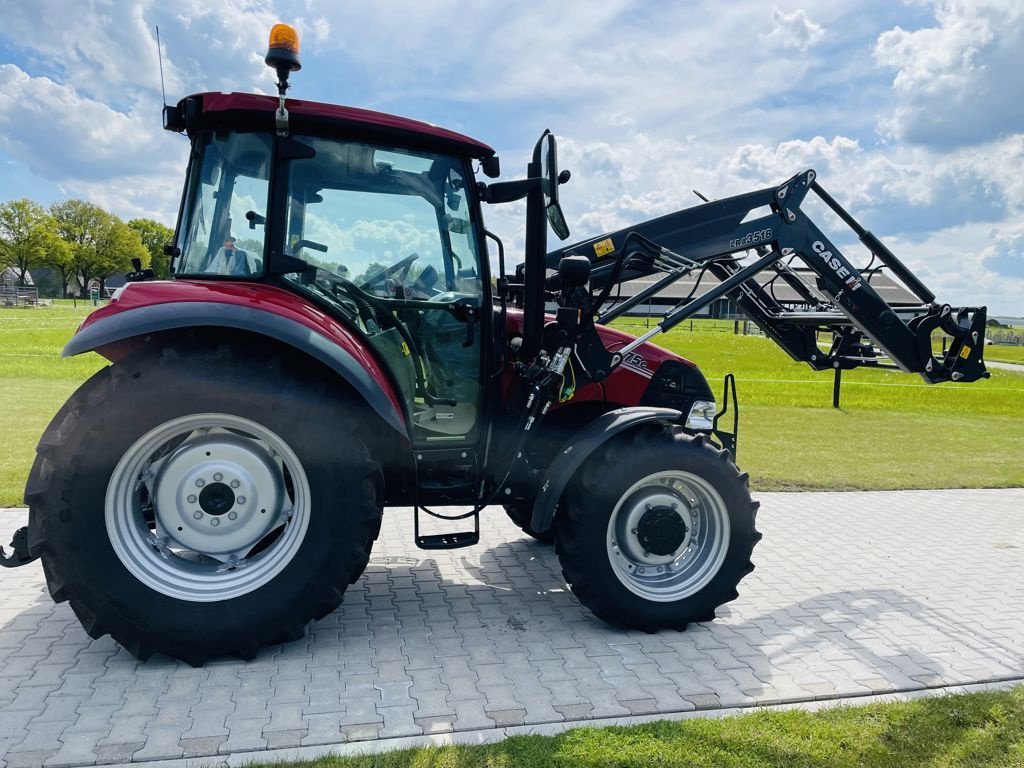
[614,320,1024,492]
[264,686,1024,767]
[0,305,1022,506]
[987,345,1024,365]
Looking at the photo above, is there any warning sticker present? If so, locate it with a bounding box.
[593,238,616,258]
[959,344,971,360]
[401,341,411,357]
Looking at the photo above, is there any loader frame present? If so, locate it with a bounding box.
[544,169,988,386]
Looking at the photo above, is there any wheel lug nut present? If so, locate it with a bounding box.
[237,496,246,504]
[230,480,240,489]
[228,511,238,520]
[187,494,197,503]
[638,567,645,574]
[195,479,205,487]
[211,518,220,526]
[193,510,202,519]
[213,472,223,481]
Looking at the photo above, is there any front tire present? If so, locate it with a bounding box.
[555,427,760,630]
[503,504,555,544]
[26,342,383,665]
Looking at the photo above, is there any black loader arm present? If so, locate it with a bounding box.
[545,170,988,384]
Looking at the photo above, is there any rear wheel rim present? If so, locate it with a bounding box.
[105,413,311,602]
[606,470,730,602]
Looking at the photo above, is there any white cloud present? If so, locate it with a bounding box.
[983,227,1024,279]
[0,65,176,180]
[762,7,827,51]
[873,0,1024,147]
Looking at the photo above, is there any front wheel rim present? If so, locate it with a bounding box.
[105,413,311,602]
[606,470,730,602]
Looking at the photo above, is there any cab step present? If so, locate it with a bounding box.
[413,504,480,550]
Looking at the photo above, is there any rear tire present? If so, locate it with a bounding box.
[25,342,383,665]
[555,426,759,630]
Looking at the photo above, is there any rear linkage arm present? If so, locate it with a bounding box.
[0,527,38,568]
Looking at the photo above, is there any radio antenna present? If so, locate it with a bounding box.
[156,25,168,107]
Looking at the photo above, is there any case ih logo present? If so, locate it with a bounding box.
[812,241,863,293]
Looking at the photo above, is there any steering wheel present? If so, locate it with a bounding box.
[358,252,420,296]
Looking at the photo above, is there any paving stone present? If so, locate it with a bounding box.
[180,735,228,758]
[6,750,59,768]
[340,723,381,741]
[485,708,527,727]
[300,714,343,747]
[263,729,306,750]
[93,741,145,765]
[131,725,185,761]
[219,715,269,752]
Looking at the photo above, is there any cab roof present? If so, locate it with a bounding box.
[174,92,495,160]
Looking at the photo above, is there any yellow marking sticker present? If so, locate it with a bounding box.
[959,344,972,360]
[401,342,411,357]
[593,238,616,258]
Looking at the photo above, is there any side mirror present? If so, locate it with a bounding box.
[538,131,571,241]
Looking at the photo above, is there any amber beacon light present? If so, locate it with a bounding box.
[266,24,302,73]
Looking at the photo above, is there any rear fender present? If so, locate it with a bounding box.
[529,406,681,533]
[65,300,409,439]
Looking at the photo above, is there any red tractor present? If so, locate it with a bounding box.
[2,26,988,665]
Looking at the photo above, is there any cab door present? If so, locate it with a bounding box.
[282,137,486,445]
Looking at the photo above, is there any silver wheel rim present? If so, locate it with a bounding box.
[606,470,730,602]
[105,413,311,602]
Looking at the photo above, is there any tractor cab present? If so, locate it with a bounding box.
[168,121,491,444]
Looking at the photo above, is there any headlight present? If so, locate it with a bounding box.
[685,400,716,430]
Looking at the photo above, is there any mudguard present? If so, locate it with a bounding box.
[64,298,409,439]
[529,406,682,533]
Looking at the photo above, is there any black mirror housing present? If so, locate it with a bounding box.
[558,255,591,287]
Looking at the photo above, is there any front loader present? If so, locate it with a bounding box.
[1,24,987,665]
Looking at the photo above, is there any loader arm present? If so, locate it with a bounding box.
[544,170,988,384]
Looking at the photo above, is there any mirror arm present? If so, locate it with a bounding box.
[479,178,540,204]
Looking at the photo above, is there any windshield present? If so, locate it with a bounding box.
[175,131,271,276]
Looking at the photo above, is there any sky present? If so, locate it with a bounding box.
[0,0,1021,315]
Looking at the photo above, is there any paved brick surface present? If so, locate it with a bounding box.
[1,488,1022,767]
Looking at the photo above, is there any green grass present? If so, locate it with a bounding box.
[258,687,1024,767]
[0,302,105,506]
[614,321,1024,492]
[1,310,1021,505]
[986,345,1024,365]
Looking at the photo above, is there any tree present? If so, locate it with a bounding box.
[0,199,53,286]
[50,200,148,295]
[40,235,73,298]
[128,218,174,279]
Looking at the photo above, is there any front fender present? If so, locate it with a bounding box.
[65,296,409,439]
[529,406,681,533]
